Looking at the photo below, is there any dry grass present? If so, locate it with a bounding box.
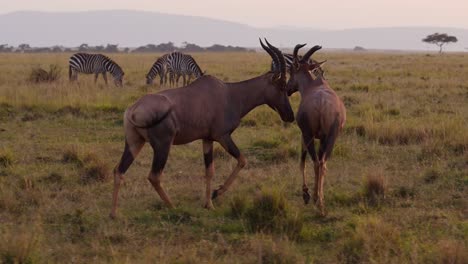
[0,51,467,262]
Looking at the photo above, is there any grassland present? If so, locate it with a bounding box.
[0,51,467,263]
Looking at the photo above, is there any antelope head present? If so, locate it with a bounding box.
[287,44,325,95]
[260,38,295,122]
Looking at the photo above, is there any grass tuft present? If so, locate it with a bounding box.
[245,189,303,239]
[228,195,249,218]
[80,153,109,184]
[0,148,14,168]
[364,173,386,205]
[62,147,109,184]
[339,216,402,263]
[0,224,42,264]
[423,168,441,184]
[252,237,305,264]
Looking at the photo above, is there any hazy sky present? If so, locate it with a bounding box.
[2,0,467,29]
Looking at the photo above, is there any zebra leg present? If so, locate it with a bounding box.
[94,73,99,83]
[103,72,108,85]
[188,74,193,84]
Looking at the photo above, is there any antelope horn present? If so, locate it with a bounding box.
[301,45,322,63]
[264,38,286,79]
[293,43,306,60]
[259,38,279,71]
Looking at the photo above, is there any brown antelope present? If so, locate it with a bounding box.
[287,44,346,215]
[110,39,294,218]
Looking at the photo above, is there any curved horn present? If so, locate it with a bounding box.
[264,38,286,78]
[259,38,279,71]
[293,43,306,60]
[301,45,322,63]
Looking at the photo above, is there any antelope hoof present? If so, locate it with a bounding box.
[318,207,327,217]
[203,201,215,210]
[302,188,311,205]
[313,194,319,204]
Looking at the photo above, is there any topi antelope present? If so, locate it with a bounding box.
[287,44,346,215]
[110,39,294,218]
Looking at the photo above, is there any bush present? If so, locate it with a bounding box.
[81,157,109,184]
[0,225,42,264]
[364,173,386,205]
[245,189,303,239]
[28,64,61,83]
[251,237,305,264]
[0,148,14,168]
[229,195,248,218]
[436,239,467,264]
[62,147,109,184]
[339,217,403,263]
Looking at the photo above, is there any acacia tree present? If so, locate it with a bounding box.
[422,33,458,53]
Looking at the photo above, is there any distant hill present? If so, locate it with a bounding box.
[1,10,467,51]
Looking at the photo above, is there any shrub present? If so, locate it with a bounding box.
[393,186,416,199]
[0,225,42,264]
[229,195,248,218]
[250,237,305,264]
[28,64,61,83]
[423,168,441,184]
[80,153,109,184]
[0,148,14,168]
[62,147,109,184]
[436,239,467,264]
[62,147,81,165]
[245,189,303,239]
[339,217,403,263]
[364,173,386,205]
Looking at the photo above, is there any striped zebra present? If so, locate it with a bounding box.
[69,53,125,87]
[146,54,170,85]
[271,53,325,78]
[166,52,204,87]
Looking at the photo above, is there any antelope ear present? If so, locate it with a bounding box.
[308,61,326,72]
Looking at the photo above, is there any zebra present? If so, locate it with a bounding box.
[69,53,125,87]
[146,54,170,85]
[166,52,204,87]
[271,53,325,78]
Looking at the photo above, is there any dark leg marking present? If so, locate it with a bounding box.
[117,141,135,174]
[203,148,213,168]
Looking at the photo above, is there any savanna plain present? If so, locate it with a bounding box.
[0,51,467,263]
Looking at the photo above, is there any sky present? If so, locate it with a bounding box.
[1,0,467,29]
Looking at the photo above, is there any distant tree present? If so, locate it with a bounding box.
[104,44,119,53]
[181,42,204,52]
[353,46,367,52]
[18,43,31,52]
[51,46,63,52]
[206,44,247,52]
[155,42,176,52]
[95,45,104,52]
[0,44,13,53]
[422,33,458,53]
[79,43,89,52]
